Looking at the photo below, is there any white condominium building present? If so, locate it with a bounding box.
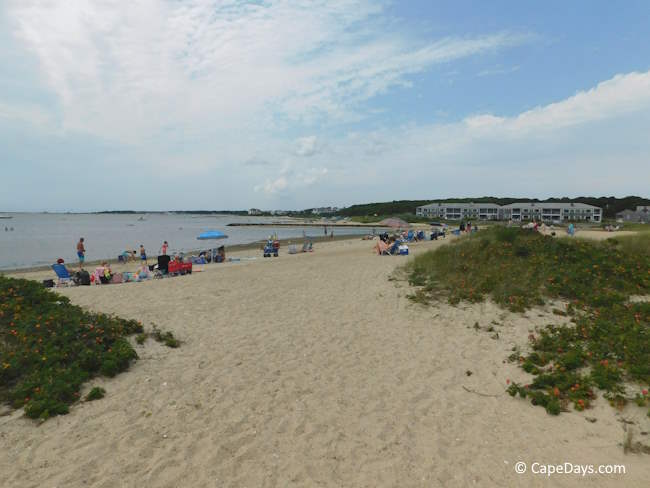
[416,201,602,222]
[416,202,501,220]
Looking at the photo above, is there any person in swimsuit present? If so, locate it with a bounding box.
[76,238,85,268]
[140,244,147,264]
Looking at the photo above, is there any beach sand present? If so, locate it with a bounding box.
[1,236,648,487]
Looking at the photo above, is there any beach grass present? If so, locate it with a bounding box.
[406,227,649,415]
[0,276,144,420]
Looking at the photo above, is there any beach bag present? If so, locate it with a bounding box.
[42,279,54,288]
[111,272,123,284]
[76,270,91,285]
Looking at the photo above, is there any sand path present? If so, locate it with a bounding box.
[1,238,648,487]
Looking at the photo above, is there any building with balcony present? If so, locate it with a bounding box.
[415,202,502,220]
[416,201,602,222]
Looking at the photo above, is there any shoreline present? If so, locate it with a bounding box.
[2,233,372,275]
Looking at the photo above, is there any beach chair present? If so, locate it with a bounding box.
[387,241,400,255]
[301,241,313,252]
[52,264,74,286]
[406,230,415,242]
[157,254,171,274]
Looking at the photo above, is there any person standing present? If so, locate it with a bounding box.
[76,238,86,268]
[161,240,169,255]
[140,244,147,264]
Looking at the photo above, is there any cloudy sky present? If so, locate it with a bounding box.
[1,1,649,211]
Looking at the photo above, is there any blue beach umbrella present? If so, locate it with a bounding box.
[197,230,228,240]
[197,230,228,262]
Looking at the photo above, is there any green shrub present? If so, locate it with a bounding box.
[151,326,180,348]
[0,276,143,420]
[85,387,106,401]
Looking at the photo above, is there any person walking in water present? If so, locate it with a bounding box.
[76,237,86,269]
[160,240,169,255]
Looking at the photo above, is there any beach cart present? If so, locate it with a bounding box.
[263,240,278,257]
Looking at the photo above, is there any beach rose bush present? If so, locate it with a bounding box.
[0,276,143,420]
[407,227,650,415]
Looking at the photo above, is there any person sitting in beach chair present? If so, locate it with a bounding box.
[216,245,226,263]
[375,239,390,255]
[52,262,75,286]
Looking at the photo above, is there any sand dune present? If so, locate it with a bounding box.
[1,237,648,487]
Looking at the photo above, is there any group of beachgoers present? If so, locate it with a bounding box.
[74,238,168,269]
[53,237,231,287]
[374,229,429,255]
[50,238,172,286]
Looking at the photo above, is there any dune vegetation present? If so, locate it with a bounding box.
[0,276,145,420]
[406,227,649,415]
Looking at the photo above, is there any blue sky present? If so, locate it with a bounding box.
[1,0,649,211]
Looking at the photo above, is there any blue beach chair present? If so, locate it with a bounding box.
[52,264,73,286]
[388,240,401,255]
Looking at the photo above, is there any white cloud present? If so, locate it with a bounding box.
[254,163,328,195]
[454,70,650,141]
[319,70,650,200]
[5,1,525,142]
[295,136,319,157]
[255,176,288,195]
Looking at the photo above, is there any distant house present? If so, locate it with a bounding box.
[248,208,262,215]
[616,206,650,223]
[311,206,338,215]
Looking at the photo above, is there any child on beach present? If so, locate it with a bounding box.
[140,245,147,264]
[161,241,169,255]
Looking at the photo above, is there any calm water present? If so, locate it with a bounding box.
[0,213,373,270]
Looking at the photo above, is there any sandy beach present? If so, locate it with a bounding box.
[1,236,648,487]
